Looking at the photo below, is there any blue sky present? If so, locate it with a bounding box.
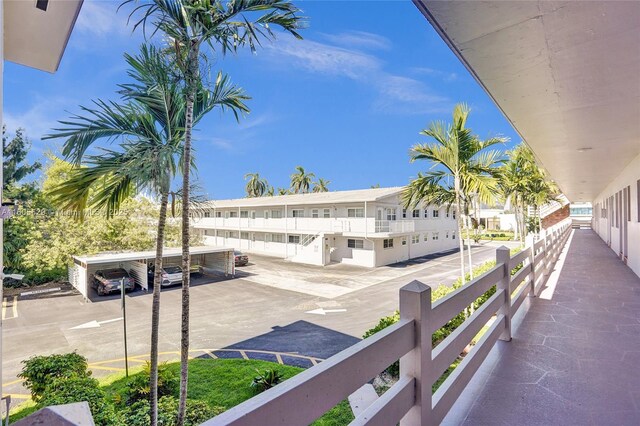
[4,0,520,200]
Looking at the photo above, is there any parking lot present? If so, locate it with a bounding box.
[2,242,518,400]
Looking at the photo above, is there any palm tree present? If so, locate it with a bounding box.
[124,1,303,421]
[45,45,248,426]
[312,178,330,193]
[499,144,538,242]
[277,187,290,195]
[290,166,315,194]
[402,103,506,286]
[244,173,268,197]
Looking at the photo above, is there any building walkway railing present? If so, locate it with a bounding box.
[204,219,572,425]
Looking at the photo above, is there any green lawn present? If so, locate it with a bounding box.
[11,359,354,425]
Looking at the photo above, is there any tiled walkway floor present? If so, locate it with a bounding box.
[456,230,640,425]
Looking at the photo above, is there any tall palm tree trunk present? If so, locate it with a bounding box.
[177,44,199,426]
[150,190,169,426]
[454,176,466,286]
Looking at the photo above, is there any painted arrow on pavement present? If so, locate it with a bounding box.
[305,308,347,315]
[70,317,123,330]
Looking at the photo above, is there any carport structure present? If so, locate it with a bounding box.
[69,246,235,300]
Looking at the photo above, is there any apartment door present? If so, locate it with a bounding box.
[623,187,630,262]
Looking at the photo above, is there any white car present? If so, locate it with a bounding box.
[148,265,183,287]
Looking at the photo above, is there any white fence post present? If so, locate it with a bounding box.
[529,241,536,296]
[399,281,433,425]
[496,246,512,341]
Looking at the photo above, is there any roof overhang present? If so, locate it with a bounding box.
[3,0,84,72]
[73,246,234,266]
[414,1,640,202]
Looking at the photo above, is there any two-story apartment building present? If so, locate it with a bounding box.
[191,187,458,267]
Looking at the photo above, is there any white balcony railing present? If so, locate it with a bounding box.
[193,217,420,235]
[203,219,572,425]
[374,220,415,233]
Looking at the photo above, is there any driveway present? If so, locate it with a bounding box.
[2,242,518,401]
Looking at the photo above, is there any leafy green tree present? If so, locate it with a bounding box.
[289,166,315,194]
[312,178,330,193]
[244,173,268,197]
[123,1,303,421]
[2,127,42,203]
[277,187,290,195]
[499,144,559,240]
[403,103,506,286]
[45,44,247,424]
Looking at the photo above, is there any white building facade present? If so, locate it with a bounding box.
[191,187,459,267]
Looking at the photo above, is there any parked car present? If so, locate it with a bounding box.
[147,265,183,287]
[93,268,136,296]
[234,250,249,266]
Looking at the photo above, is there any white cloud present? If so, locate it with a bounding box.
[320,30,391,51]
[263,33,452,115]
[411,67,459,82]
[3,96,78,146]
[374,76,452,114]
[264,35,381,80]
[75,0,131,38]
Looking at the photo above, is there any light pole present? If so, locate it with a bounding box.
[121,278,129,377]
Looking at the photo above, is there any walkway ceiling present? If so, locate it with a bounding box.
[4,0,83,72]
[414,0,640,202]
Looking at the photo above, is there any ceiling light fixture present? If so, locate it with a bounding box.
[577,147,593,153]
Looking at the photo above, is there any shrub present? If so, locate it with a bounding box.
[125,396,222,426]
[251,368,284,393]
[363,252,526,378]
[117,361,179,405]
[39,376,121,426]
[19,352,90,402]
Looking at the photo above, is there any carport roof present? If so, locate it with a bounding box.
[203,187,405,208]
[72,246,233,266]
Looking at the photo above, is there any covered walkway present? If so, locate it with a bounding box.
[446,229,640,425]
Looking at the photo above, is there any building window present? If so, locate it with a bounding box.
[204,229,215,236]
[433,209,439,218]
[452,232,456,240]
[347,208,364,218]
[432,232,439,240]
[411,234,419,244]
[312,209,319,218]
[229,211,238,218]
[347,239,364,249]
[323,208,331,218]
[204,211,211,218]
[445,231,449,239]
[424,233,429,242]
[383,238,394,249]
[251,211,256,219]
[271,210,282,219]
[401,237,407,246]
[224,211,230,219]
[240,210,249,218]
[229,231,238,238]
[292,209,304,218]
[424,209,429,218]
[265,233,272,242]
[272,234,284,243]
[386,208,396,221]
[288,235,301,244]
[402,209,407,219]
[446,210,450,218]
[412,209,420,218]
[241,232,249,239]
[453,210,456,219]
[215,211,222,218]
